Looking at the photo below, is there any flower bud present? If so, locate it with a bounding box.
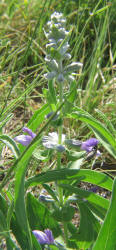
[55,145,65,152]
[64,62,83,73]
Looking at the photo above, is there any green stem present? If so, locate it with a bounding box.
[57,78,69,244]
[57,151,63,205]
[58,80,63,144]
[63,222,68,246]
[57,80,63,205]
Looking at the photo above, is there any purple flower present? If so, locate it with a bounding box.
[14,127,36,146]
[81,138,101,159]
[81,138,99,152]
[32,229,54,245]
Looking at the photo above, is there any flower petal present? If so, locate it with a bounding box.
[42,132,66,150]
[14,135,33,146]
[44,229,54,244]
[22,127,36,138]
[81,138,99,152]
[32,230,48,244]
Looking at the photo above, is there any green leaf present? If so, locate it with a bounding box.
[50,244,67,250]
[11,212,42,249]
[66,151,85,161]
[0,114,13,131]
[59,184,109,219]
[26,193,61,238]
[69,158,84,169]
[25,169,113,192]
[95,109,116,136]
[70,108,116,158]
[93,178,116,250]
[0,208,19,249]
[75,201,101,249]
[50,47,61,60]
[0,135,20,158]
[7,201,14,230]
[6,237,20,250]
[53,205,75,222]
[0,210,7,231]
[11,213,31,249]
[42,183,58,202]
[48,79,57,104]
[68,80,77,103]
[31,233,42,250]
[33,148,50,162]
[67,222,78,235]
[27,103,50,132]
[14,139,39,249]
[85,198,107,221]
[0,194,38,249]
[0,194,8,215]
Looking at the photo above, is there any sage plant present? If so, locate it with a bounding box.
[12,13,101,248]
[0,7,115,250]
[43,11,83,156]
[42,11,83,244]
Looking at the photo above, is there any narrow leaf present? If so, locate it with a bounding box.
[70,109,116,158]
[14,140,39,249]
[59,184,109,216]
[25,169,113,192]
[75,201,101,249]
[27,103,50,131]
[93,178,116,250]
[0,135,20,158]
[48,79,57,104]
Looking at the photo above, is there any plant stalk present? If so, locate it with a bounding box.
[63,221,68,246]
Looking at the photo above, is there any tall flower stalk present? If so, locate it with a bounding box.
[43,11,83,245]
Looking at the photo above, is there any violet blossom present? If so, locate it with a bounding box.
[65,137,100,158]
[32,229,54,245]
[14,127,36,146]
[81,138,100,157]
[81,138,99,152]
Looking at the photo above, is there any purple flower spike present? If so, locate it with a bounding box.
[14,127,36,146]
[81,138,99,153]
[32,229,54,245]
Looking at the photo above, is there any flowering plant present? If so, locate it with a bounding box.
[0,10,115,250]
